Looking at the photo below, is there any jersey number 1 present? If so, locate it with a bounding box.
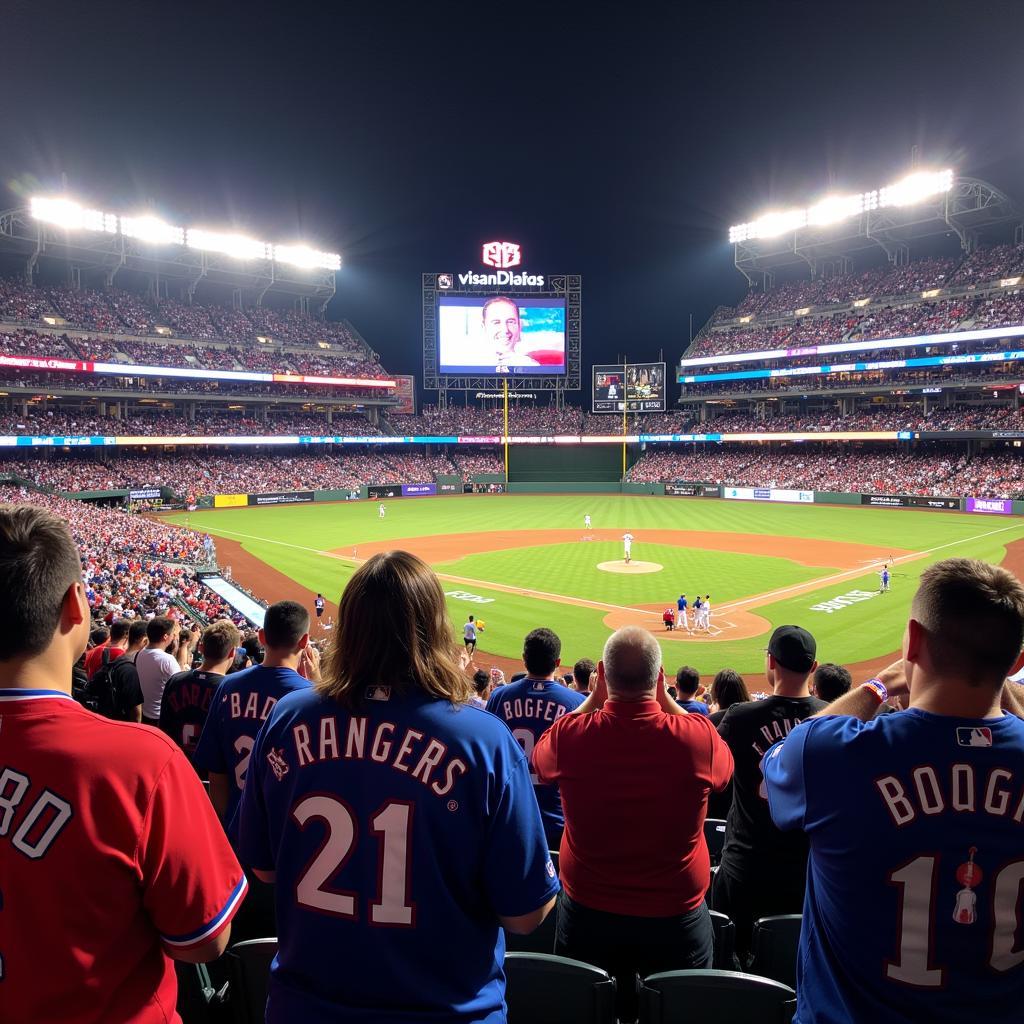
[293,796,415,926]
[887,854,1024,986]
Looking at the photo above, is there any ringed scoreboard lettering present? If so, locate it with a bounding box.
[592,362,666,413]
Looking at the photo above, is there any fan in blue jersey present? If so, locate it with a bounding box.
[763,558,1024,1024]
[486,627,586,848]
[238,552,557,1023]
[194,600,314,842]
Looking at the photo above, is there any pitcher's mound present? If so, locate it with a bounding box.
[597,560,663,574]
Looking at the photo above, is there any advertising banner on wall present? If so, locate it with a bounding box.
[965,497,1014,515]
[665,483,722,497]
[129,487,162,501]
[401,483,437,497]
[861,494,959,510]
[367,485,401,499]
[213,493,248,508]
[249,491,314,506]
[723,487,814,503]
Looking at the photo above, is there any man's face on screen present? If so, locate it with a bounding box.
[483,300,521,352]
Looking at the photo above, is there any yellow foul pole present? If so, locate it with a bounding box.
[503,377,509,484]
[622,362,628,479]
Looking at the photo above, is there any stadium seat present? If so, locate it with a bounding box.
[704,818,727,866]
[504,899,558,955]
[504,953,616,1024]
[749,914,802,989]
[709,909,738,972]
[175,960,230,1024]
[639,969,796,1024]
[226,938,277,1024]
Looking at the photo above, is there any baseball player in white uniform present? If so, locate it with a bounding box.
[379,503,386,519]
[584,514,592,530]
[699,594,712,632]
[622,532,634,564]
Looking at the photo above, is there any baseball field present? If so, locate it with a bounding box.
[165,494,1024,680]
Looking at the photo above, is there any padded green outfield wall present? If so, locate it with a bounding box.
[814,491,862,505]
[507,481,622,494]
[509,444,623,482]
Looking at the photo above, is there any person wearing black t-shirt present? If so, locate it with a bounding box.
[159,619,240,768]
[711,625,826,960]
[105,619,149,722]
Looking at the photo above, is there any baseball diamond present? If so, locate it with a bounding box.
[164,493,1024,682]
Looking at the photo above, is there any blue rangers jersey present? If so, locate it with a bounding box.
[485,676,585,845]
[764,708,1024,1023]
[193,663,310,840]
[238,685,558,1023]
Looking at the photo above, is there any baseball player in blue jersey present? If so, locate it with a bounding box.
[194,600,314,842]
[763,558,1024,1023]
[677,594,689,633]
[486,627,586,848]
[238,552,557,1023]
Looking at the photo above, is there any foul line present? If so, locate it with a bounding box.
[207,521,1024,620]
[715,522,1024,614]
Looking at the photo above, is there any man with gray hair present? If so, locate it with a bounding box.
[533,626,733,1019]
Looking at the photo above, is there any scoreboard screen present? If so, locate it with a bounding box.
[592,362,666,412]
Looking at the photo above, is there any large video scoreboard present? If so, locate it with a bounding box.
[592,362,666,413]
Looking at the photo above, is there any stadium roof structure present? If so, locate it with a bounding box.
[0,203,337,312]
[732,175,1023,286]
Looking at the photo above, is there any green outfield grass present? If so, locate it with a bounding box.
[167,495,1024,674]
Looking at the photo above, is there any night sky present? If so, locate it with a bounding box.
[3,0,1023,398]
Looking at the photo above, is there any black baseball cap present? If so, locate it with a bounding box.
[767,625,817,673]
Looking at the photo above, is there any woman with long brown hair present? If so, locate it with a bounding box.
[238,551,557,1023]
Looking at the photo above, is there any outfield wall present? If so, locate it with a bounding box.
[181,481,1023,514]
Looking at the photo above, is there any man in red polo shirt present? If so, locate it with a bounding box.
[84,618,129,679]
[533,626,732,1018]
[0,505,247,1024]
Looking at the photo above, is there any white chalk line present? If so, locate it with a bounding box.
[206,521,1024,621]
[715,523,1024,615]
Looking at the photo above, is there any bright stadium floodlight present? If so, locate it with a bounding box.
[186,228,272,261]
[30,196,117,233]
[878,168,954,208]
[729,168,954,242]
[273,244,342,271]
[120,215,185,246]
[807,193,865,227]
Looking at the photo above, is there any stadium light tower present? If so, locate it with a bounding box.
[28,193,341,271]
[729,168,954,243]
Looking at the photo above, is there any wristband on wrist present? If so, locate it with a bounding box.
[862,678,888,705]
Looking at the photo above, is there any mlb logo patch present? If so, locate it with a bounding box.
[531,681,546,692]
[366,686,392,702]
[545,859,556,879]
[957,727,993,747]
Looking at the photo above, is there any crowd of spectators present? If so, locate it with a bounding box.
[717,254,968,323]
[0,486,247,629]
[950,242,1024,285]
[0,408,382,437]
[694,290,1024,360]
[696,404,1024,434]
[0,325,391,380]
[627,443,1024,497]
[0,447,488,497]
[0,276,380,357]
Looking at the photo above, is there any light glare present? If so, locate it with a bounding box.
[120,215,185,246]
[274,244,342,271]
[187,228,272,261]
[729,168,954,242]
